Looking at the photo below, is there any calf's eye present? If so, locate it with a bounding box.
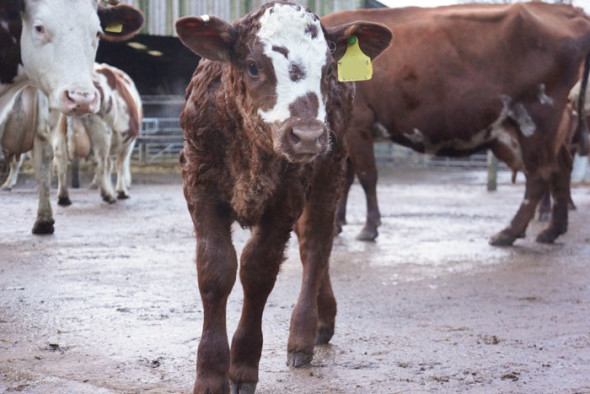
[34,25,45,34]
[248,62,259,77]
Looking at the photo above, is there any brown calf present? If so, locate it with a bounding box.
[175,2,391,393]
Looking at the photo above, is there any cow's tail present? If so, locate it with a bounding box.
[574,52,590,156]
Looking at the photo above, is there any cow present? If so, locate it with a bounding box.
[0,0,144,233]
[2,63,142,204]
[53,63,143,205]
[175,2,392,392]
[1,86,43,190]
[322,3,590,246]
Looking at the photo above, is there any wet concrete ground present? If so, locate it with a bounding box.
[1,167,589,393]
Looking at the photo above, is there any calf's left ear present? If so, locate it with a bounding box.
[325,22,392,62]
[98,4,145,41]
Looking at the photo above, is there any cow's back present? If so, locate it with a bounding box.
[323,3,590,155]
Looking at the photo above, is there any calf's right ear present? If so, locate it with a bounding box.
[175,15,237,63]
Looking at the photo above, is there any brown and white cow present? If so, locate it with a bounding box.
[322,3,590,245]
[53,63,143,205]
[0,0,143,233]
[175,3,391,392]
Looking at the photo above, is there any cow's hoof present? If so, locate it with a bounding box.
[102,194,117,204]
[117,191,130,200]
[315,326,334,345]
[489,231,517,246]
[230,382,257,394]
[32,219,55,235]
[287,350,313,367]
[58,196,72,206]
[537,212,551,222]
[356,225,378,242]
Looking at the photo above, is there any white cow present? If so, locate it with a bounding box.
[0,0,144,233]
[53,63,143,205]
[1,64,142,206]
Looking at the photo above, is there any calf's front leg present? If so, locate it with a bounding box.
[189,197,237,394]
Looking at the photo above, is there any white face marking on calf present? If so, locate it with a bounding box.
[256,4,327,124]
[200,14,210,23]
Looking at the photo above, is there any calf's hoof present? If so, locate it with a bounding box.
[32,219,55,235]
[287,350,313,367]
[315,326,334,345]
[356,225,378,242]
[536,227,566,244]
[117,191,130,200]
[58,196,72,206]
[230,382,257,394]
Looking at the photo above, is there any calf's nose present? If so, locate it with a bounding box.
[291,124,326,152]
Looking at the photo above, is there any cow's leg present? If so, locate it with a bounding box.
[88,119,116,204]
[52,127,72,206]
[229,218,293,393]
[347,124,381,241]
[537,191,552,222]
[537,147,572,243]
[188,199,237,394]
[31,135,54,234]
[115,140,135,199]
[490,174,548,246]
[1,155,25,190]
[288,161,342,367]
[336,158,354,231]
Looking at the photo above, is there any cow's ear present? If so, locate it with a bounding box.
[98,4,144,42]
[175,15,237,63]
[325,22,392,62]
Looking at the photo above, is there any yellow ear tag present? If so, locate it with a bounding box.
[338,36,373,82]
[105,23,123,33]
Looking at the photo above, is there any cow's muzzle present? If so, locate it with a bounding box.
[59,87,100,116]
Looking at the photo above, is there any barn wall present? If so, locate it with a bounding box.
[119,0,365,36]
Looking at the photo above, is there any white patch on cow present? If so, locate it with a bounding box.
[404,128,425,144]
[538,84,554,106]
[200,14,210,23]
[522,198,530,206]
[500,95,536,137]
[256,4,327,124]
[372,121,389,140]
[0,21,8,32]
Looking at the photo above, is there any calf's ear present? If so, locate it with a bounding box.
[175,15,237,63]
[325,22,392,62]
[98,4,145,41]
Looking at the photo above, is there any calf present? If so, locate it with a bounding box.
[175,3,391,392]
[1,0,143,234]
[53,63,142,205]
[323,3,590,245]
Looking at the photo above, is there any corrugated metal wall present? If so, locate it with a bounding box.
[119,0,364,36]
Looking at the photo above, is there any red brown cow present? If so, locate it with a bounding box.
[323,3,590,246]
[175,2,391,393]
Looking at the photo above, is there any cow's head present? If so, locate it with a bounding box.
[176,2,391,163]
[18,0,143,117]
